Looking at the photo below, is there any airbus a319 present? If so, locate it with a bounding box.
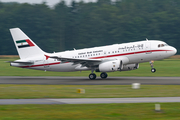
[9,28,177,79]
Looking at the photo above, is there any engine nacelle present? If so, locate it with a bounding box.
[98,60,120,72]
[122,63,139,71]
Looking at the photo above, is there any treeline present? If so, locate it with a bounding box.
[0,0,180,55]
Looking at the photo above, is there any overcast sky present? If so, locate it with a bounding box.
[1,0,97,6]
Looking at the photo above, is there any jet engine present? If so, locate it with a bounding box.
[95,56,130,72]
[121,63,139,71]
[97,60,121,72]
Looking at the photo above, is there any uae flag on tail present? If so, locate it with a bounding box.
[16,39,35,48]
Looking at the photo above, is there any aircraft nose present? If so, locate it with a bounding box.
[172,47,177,55]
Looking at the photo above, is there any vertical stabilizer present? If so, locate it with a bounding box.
[10,28,44,59]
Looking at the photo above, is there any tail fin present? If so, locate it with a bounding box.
[10,28,44,59]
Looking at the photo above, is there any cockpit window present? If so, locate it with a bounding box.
[158,43,168,48]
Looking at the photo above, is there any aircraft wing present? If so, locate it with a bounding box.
[49,56,106,67]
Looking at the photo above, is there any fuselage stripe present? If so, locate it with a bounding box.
[20,49,172,68]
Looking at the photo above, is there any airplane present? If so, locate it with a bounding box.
[9,28,177,80]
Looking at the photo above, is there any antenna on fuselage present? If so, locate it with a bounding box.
[146,38,148,41]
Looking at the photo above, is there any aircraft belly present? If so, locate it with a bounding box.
[46,63,77,72]
[28,66,45,71]
[24,62,77,72]
[127,53,145,63]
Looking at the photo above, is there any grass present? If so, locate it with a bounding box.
[0,58,180,76]
[0,85,179,99]
[0,57,179,119]
[0,103,180,120]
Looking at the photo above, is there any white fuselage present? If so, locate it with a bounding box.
[11,40,177,72]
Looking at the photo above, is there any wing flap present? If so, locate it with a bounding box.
[49,56,102,67]
[50,56,102,62]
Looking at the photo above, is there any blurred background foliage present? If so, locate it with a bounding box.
[0,0,180,55]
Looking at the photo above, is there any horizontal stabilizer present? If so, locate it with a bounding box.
[6,61,34,65]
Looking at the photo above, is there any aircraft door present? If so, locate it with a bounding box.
[145,42,151,54]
